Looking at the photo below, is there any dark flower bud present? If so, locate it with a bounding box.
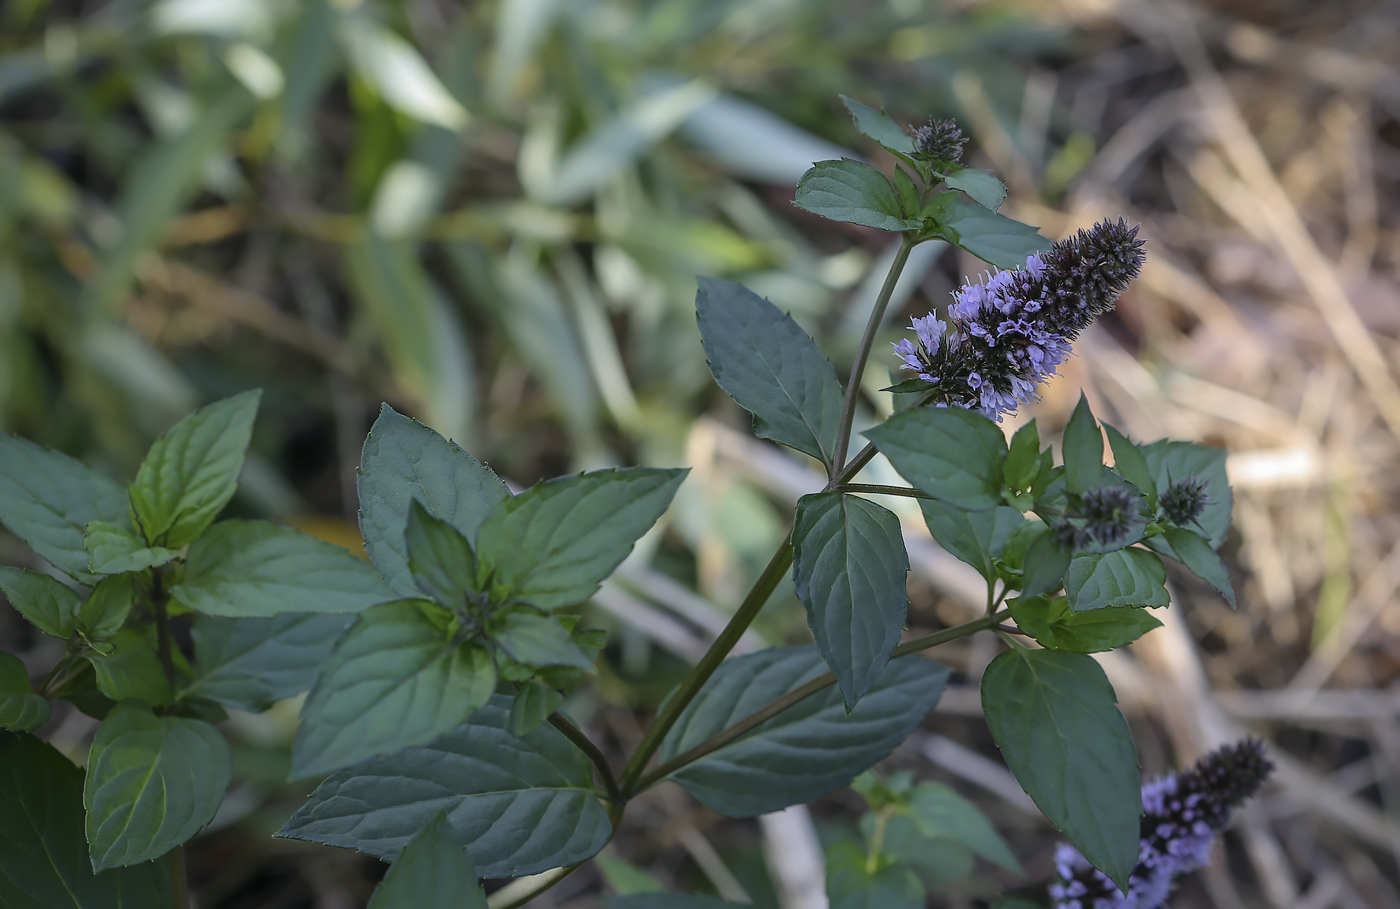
[1080,485,1138,547]
[1159,477,1208,527]
[911,118,966,165]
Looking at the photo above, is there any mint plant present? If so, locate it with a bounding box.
[0,97,1256,909]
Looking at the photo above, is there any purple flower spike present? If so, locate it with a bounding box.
[892,219,1146,421]
[1049,739,1274,909]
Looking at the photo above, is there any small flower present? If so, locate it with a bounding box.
[1159,478,1209,527]
[1049,739,1274,909]
[891,219,1147,421]
[911,118,967,165]
[1080,485,1138,547]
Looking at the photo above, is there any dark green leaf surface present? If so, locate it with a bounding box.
[840,95,916,156]
[867,814,974,886]
[405,502,476,609]
[1064,549,1169,612]
[866,408,1007,510]
[0,567,80,638]
[944,167,1006,211]
[605,896,742,909]
[1158,527,1235,607]
[825,841,924,909]
[280,696,611,877]
[77,576,135,643]
[1103,424,1155,509]
[981,648,1139,890]
[794,159,920,231]
[792,492,909,705]
[909,782,1021,873]
[919,502,1022,582]
[490,611,593,669]
[0,433,130,583]
[83,522,177,575]
[942,196,1051,269]
[475,468,685,610]
[292,600,496,778]
[366,810,487,909]
[172,520,394,618]
[0,653,49,732]
[659,646,949,816]
[1141,440,1231,547]
[186,612,354,712]
[1061,395,1102,495]
[357,405,510,598]
[508,679,563,736]
[1020,533,1071,598]
[89,631,172,707]
[1010,596,1161,653]
[1003,421,1042,492]
[127,390,260,547]
[696,278,844,468]
[0,732,172,908]
[84,704,231,871]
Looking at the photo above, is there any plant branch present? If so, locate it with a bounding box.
[486,864,580,909]
[634,609,1009,793]
[831,235,915,477]
[617,535,795,797]
[835,483,931,500]
[150,570,175,691]
[548,712,620,802]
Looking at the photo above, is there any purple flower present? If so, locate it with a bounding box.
[1159,477,1209,528]
[1049,739,1274,909]
[891,219,1146,422]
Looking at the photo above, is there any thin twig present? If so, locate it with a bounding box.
[547,712,620,802]
[835,483,932,499]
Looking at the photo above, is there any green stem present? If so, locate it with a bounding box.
[486,864,580,909]
[617,535,794,797]
[865,808,891,875]
[37,652,78,699]
[835,483,931,500]
[151,572,175,691]
[633,609,1009,793]
[830,388,941,489]
[831,236,915,478]
[547,712,620,802]
[170,844,189,909]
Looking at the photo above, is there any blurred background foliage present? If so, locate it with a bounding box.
[5,0,1400,906]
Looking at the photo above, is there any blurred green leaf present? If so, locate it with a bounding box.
[366,810,487,909]
[0,653,49,732]
[339,16,467,130]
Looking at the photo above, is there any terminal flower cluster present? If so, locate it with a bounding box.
[892,219,1146,421]
[1049,739,1274,909]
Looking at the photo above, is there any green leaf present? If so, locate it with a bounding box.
[864,813,974,886]
[695,278,845,469]
[1141,440,1231,547]
[128,390,261,548]
[840,95,916,157]
[357,404,510,598]
[0,732,173,907]
[882,378,937,396]
[0,433,131,583]
[1020,532,1071,598]
[186,612,353,712]
[84,703,231,871]
[508,679,563,737]
[475,468,686,610]
[944,167,1006,211]
[280,695,611,877]
[659,646,949,816]
[404,501,475,609]
[0,567,80,638]
[1065,549,1170,612]
[1103,424,1155,510]
[77,576,136,643]
[825,841,924,909]
[605,895,742,908]
[292,600,497,778]
[980,648,1139,890]
[88,631,172,708]
[908,782,1021,873]
[794,159,921,232]
[490,611,593,670]
[338,16,467,130]
[893,166,920,216]
[1061,394,1102,496]
[83,523,178,575]
[792,492,909,706]
[919,501,1022,582]
[171,520,394,618]
[0,653,49,732]
[942,195,1051,269]
[366,810,487,909]
[866,408,1007,510]
[1010,595,1162,653]
[1157,528,1235,607]
[1004,421,1041,492]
